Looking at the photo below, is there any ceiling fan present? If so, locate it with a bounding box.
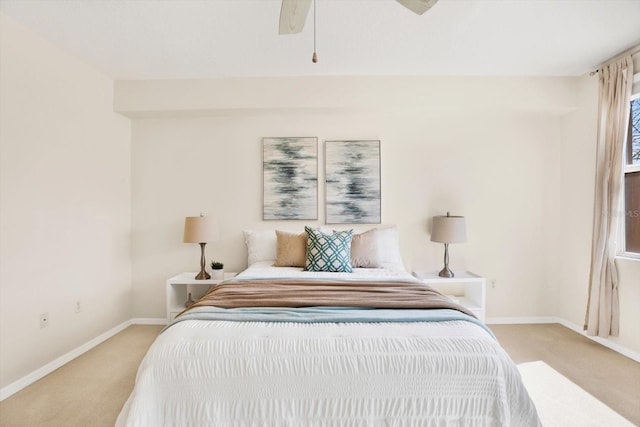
[278,0,439,35]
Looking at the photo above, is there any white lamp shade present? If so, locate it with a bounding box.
[183,216,219,243]
[431,214,466,244]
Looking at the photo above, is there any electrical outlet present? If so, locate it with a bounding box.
[40,313,49,328]
[490,279,497,289]
[75,301,82,313]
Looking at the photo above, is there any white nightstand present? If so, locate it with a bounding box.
[412,271,486,322]
[166,272,237,324]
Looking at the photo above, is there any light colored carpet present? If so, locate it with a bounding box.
[490,323,640,425]
[518,361,634,427]
[0,325,163,427]
[1,324,638,426]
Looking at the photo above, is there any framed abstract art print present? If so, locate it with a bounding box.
[325,140,381,224]
[263,137,318,220]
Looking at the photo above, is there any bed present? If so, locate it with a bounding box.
[117,228,540,426]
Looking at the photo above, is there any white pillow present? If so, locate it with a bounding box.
[376,225,405,270]
[243,226,404,269]
[243,229,277,266]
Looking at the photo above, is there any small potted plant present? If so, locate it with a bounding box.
[210,261,224,279]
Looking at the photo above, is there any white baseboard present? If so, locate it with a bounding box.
[3,315,637,402]
[486,317,558,324]
[487,316,640,363]
[554,318,640,363]
[0,319,132,401]
[131,318,167,325]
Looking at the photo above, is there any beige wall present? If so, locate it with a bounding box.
[123,76,568,320]
[0,14,131,389]
[614,258,640,353]
[125,76,638,355]
[555,76,598,328]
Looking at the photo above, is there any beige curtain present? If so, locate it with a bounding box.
[585,56,634,337]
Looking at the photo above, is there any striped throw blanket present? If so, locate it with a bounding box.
[183,278,475,317]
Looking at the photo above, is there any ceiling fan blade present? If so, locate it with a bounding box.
[395,0,439,15]
[279,0,312,34]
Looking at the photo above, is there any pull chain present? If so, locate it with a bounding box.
[312,0,318,63]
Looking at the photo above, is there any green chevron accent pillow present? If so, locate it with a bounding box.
[304,227,354,273]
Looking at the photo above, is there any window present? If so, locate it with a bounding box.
[623,96,640,254]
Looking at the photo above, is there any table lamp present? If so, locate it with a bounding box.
[183,215,219,280]
[431,212,466,278]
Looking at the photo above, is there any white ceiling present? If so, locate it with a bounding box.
[1,0,639,79]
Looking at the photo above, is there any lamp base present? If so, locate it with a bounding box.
[195,270,211,280]
[438,266,454,278]
[195,242,211,280]
[438,243,455,278]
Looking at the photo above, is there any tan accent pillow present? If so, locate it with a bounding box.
[350,228,382,268]
[274,230,307,267]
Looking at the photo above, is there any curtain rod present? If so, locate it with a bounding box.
[589,43,640,75]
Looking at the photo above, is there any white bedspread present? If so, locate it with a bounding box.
[117,318,540,426]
